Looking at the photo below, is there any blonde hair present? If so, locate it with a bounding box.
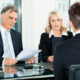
[45,10,67,34]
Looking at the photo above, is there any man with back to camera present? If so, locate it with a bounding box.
[54,2,80,80]
[0,5,35,66]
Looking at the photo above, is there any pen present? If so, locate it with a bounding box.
[32,52,42,64]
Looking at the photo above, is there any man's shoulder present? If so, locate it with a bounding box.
[10,29,21,35]
[54,38,73,59]
[56,38,73,50]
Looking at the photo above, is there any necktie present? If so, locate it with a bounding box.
[4,31,12,58]
[4,72,11,78]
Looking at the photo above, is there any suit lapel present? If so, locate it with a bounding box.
[0,32,3,49]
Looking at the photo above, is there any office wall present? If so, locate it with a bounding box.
[22,0,34,49]
[22,0,55,49]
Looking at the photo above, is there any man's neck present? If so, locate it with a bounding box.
[1,23,10,31]
[74,28,80,33]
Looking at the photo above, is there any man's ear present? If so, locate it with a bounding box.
[1,14,4,20]
[69,20,74,28]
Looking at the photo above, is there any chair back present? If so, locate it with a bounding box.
[69,65,80,80]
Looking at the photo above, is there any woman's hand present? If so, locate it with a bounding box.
[47,56,54,63]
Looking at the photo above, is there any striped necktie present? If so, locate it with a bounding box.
[4,31,12,58]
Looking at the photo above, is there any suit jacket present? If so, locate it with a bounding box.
[39,31,73,62]
[0,29,23,66]
[54,33,80,80]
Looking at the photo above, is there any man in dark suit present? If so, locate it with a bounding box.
[54,2,80,80]
[0,5,35,66]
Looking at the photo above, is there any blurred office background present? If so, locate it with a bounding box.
[0,0,79,49]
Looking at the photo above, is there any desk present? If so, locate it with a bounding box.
[0,63,54,80]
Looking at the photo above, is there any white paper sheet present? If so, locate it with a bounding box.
[16,47,41,61]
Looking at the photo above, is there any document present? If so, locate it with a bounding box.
[16,47,41,61]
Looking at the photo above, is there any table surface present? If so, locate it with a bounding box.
[0,63,54,80]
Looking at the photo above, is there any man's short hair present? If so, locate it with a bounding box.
[1,5,18,14]
[68,2,80,29]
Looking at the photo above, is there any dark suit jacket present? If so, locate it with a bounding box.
[39,31,73,62]
[54,33,80,80]
[0,29,23,66]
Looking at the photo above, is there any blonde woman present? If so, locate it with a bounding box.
[39,10,73,62]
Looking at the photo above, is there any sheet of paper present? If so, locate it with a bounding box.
[16,47,41,61]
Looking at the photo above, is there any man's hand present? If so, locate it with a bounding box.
[49,68,54,71]
[4,58,18,66]
[4,66,18,74]
[47,56,54,63]
[26,56,36,64]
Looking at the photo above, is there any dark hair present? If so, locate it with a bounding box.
[68,2,80,29]
[1,5,18,14]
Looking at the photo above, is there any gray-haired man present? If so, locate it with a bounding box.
[0,5,35,66]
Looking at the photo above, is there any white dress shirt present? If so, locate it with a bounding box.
[75,30,80,36]
[0,25,15,59]
[49,29,68,38]
[0,25,15,67]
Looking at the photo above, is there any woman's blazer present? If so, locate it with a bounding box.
[39,31,73,62]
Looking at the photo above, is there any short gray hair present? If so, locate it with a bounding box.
[1,5,18,14]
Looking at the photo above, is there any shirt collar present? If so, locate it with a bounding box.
[75,30,80,36]
[49,30,54,38]
[49,29,68,38]
[62,31,68,36]
[0,25,10,33]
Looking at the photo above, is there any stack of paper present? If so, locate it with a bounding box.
[16,47,41,61]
